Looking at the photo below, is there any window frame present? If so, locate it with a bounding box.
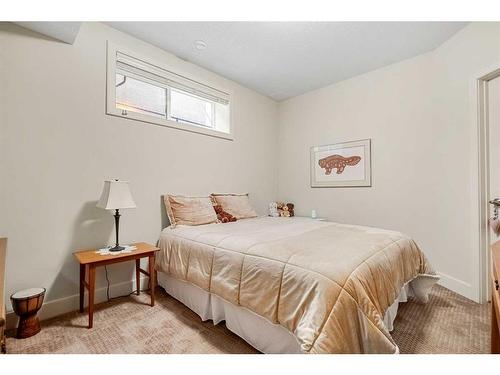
[106,42,234,141]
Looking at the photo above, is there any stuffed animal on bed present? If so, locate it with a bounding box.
[214,204,237,223]
[269,202,280,217]
[276,202,295,217]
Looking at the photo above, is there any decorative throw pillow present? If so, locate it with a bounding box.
[164,195,218,228]
[211,193,258,219]
[213,204,237,223]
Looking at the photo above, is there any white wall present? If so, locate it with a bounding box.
[0,22,278,315]
[277,22,500,302]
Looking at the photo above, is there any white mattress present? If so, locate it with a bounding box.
[157,271,411,354]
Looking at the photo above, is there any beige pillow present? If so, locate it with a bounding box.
[211,193,258,219]
[164,195,218,228]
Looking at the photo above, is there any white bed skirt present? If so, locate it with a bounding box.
[157,271,411,354]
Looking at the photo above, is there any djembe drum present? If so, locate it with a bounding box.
[10,287,45,339]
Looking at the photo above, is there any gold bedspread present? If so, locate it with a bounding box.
[156,217,438,353]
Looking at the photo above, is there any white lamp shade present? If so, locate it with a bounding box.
[96,180,136,210]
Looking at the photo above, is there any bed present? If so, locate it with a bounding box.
[156,216,438,354]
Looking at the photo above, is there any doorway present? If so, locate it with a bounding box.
[487,77,500,300]
[478,69,500,303]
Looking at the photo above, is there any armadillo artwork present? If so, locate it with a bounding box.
[318,155,361,175]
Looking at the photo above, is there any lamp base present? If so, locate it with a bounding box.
[109,245,125,252]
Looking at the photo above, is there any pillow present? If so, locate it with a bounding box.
[164,195,218,228]
[211,193,258,219]
[213,204,237,223]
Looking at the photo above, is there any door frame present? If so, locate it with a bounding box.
[477,67,500,303]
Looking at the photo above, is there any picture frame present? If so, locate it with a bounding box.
[310,139,371,187]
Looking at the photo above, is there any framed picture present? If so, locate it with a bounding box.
[310,139,371,187]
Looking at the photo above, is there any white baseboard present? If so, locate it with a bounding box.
[437,272,476,302]
[5,276,150,330]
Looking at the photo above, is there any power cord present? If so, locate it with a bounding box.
[104,265,150,302]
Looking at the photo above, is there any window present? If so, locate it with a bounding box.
[170,89,213,127]
[115,74,166,118]
[106,44,232,139]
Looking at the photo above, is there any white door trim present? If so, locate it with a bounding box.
[476,66,500,303]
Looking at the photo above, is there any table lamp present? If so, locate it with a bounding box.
[96,179,136,252]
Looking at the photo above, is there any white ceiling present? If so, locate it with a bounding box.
[106,22,467,101]
[15,22,467,100]
[14,22,81,44]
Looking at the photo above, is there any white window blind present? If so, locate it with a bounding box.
[107,44,232,140]
[116,52,230,106]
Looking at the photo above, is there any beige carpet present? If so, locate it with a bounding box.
[392,285,490,353]
[5,284,490,354]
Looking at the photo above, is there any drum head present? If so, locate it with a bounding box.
[11,287,45,300]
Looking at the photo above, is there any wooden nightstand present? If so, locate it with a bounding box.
[73,242,159,329]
